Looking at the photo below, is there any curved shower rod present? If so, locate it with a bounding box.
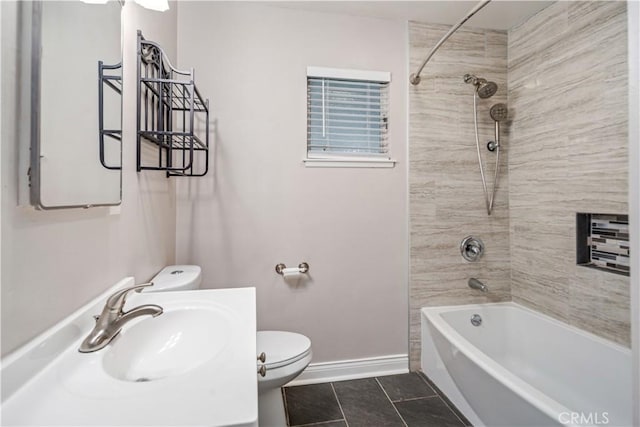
[410,0,492,86]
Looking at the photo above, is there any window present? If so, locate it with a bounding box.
[305,67,394,168]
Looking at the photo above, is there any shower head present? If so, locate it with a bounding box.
[464,74,498,99]
[477,81,498,99]
[490,103,508,122]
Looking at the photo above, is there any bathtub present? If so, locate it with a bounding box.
[421,302,632,427]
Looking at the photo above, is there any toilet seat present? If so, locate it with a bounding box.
[257,331,311,369]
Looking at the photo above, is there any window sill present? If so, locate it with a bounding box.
[303,158,396,168]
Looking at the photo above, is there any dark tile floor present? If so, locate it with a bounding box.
[283,372,471,427]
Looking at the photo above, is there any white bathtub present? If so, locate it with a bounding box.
[421,302,632,427]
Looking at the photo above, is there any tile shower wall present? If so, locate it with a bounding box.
[409,22,511,369]
[508,1,629,346]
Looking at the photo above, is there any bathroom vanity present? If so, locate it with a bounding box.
[1,278,258,426]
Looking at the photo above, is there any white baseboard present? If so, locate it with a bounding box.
[286,354,409,386]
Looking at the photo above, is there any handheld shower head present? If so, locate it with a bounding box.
[489,103,508,122]
[467,75,506,216]
[487,103,508,152]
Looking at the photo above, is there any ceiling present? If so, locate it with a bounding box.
[270,1,554,30]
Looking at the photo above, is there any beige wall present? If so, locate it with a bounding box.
[508,1,629,346]
[175,2,409,364]
[1,2,178,355]
[408,22,511,369]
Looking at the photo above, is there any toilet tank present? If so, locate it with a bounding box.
[146,265,202,292]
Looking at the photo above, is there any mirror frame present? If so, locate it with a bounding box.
[28,0,123,210]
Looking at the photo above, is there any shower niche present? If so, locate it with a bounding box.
[136,31,210,177]
[576,213,629,276]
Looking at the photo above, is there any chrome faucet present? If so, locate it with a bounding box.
[468,278,488,293]
[79,283,163,353]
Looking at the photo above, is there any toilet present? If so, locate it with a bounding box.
[147,265,312,427]
[256,330,312,426]
[145,265,203,291]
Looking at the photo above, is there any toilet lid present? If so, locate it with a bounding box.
[257,331,311,369]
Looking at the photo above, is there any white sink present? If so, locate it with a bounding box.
[1,278,258,427]
[103,306,232,382]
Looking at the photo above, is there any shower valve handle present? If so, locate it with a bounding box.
[460,236,484,262]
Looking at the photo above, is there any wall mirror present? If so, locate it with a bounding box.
[28,0,122,209]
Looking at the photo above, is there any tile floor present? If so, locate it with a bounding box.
[282,372,471,427]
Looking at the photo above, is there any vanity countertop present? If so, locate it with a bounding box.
[1,278,257,427]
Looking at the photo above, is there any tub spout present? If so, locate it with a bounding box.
[468,278,488,292]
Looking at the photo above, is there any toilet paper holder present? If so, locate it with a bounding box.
[275,262,309,275]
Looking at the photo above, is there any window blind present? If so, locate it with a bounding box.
[307,77,389,157]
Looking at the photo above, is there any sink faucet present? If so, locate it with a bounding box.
[468,278,488,293]
[79,283,163,353]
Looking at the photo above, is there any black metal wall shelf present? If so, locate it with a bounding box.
[136,31,209,177]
